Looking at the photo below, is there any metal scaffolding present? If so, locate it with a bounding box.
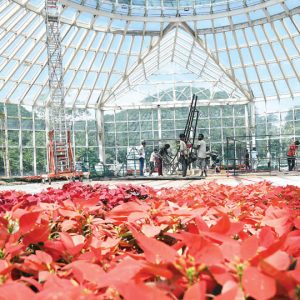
[45,0,72,174]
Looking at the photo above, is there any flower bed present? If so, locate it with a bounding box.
[0,182,299,299]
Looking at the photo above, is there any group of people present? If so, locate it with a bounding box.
[149,143,171,176]
[244,148,259,171]
[179,133,221,177]
[138,141,171,176]
[138,138,300,176]
[138,132,217,177]
[244,140,299,172]
[244,147,270,171]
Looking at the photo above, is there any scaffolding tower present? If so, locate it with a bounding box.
[45,0,73,174]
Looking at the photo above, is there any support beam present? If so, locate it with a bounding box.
[180,22,252,101]
[157,105,161,140]
[100,23,176,107]
[59,0,284,23]
[96,109,105,162]
[10,0,300,36]
[102,22,252,106]
[32,108,37,175]
[45,106,50,173]
[18,105,23,176]
[3,106,10,177]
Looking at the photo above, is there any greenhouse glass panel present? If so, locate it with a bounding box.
[9,149,20,176]
[0,152,4,176]
[7,118,19,130]
[140,121,152,131]
[210,118,221,128]
[23,148,34,175]
[128,122,139,132]
[88,131,98,146]
[128,134,140,146]
[36,131,46,147]
[161,120,174,131]
[116,122,128,132]
[209,107,221,117]
[210,129,222,141]
[116,132,128,145]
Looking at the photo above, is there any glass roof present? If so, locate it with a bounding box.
[103,25,251,107]
[0,0,299,108]
[12,0,299,31]
[65,0,268,17]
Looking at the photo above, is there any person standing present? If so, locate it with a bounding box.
[138,140,146,176]
[149,148,158,176]
[205,146,211,172]
[251,147,258,172]
[287,140,299,171]
[157,144,170,176]
[210,149,220,173]
[196,134,207,177]
[179,134,188,177]
[245,149,250,170]
[266,149,271,169]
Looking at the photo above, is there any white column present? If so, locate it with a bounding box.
[18,105,23,176]
[114,110,118,163]
[138,108,141,144]
[45,106,50,173]
[157,105,162,140]
[245,104,250,146]
[248,101,256,147]
[32,107,37,175]
[71,110,76,163]
[96,109,105,162]
[220,106,224,159]
[3,105,10,177]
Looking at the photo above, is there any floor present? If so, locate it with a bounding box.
[1,172,300,194]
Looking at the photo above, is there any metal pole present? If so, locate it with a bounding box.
[3,106,10,177]
[133,148,136,177]
[233,139,236,176]
[226,137,229,177]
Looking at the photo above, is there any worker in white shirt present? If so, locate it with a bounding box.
[179,133,188,177]
[138,141,146,176]
[251,147,258,172]
[149,148,158,176]
[196,133,207,177]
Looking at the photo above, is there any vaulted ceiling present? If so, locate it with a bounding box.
[0,0,299,108]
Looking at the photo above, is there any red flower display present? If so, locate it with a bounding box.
[0,181,299,299]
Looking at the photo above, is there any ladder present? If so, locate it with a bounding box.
[45,0,72,174]
[168,94,199,175]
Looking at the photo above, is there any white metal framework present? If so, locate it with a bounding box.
[45,0,70,172]
[0,0,300,177]
[101,22,252,107]
[0,0,297,109]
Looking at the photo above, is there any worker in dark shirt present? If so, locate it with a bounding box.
[245,149,250,170]
[157,144,170,176]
